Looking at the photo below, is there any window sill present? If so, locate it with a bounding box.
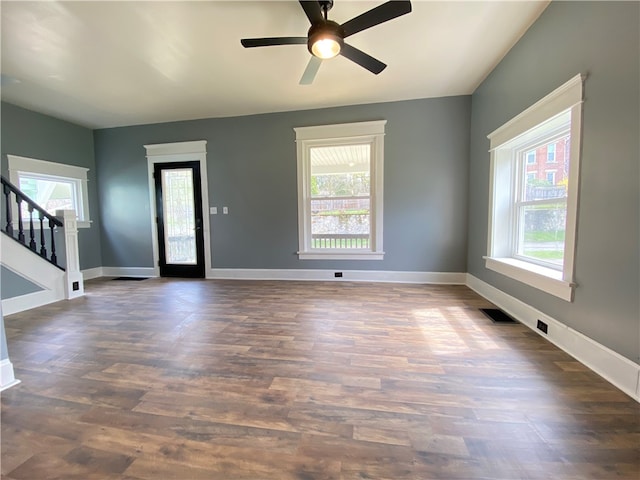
[484,256,574,302]
[298,250,384,261]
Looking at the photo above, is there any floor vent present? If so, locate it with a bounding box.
[480,308,517,324]
[112,277,149,281]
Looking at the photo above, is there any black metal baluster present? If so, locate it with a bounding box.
[3,183,13,235]
[49,217,57,265]
[28,205,36,250]
[16,196,25,244]
[39,212,47,258]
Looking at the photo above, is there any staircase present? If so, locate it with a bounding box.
[1,175,84,315]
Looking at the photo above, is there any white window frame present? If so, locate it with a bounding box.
[485,74,584,302]
[294,121,385,260]
[526,150,536,164]
[545,170,557,184]
[7,154,91,228]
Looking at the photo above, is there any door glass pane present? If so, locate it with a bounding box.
[162,169,196,264]
[309,144,370,249]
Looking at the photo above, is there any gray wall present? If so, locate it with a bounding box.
[1,266,42,300]
[94,96,471,273]
[1,102,103,273]
[468,1,639,362]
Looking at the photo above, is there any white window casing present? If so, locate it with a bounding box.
[7,155,91,228]
[485,74,585,302]
[294,121,386,260]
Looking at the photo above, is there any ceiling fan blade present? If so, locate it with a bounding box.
[299,0,324,24]
[341,1,412,38]
[300,56,322,85]
[340,43,386,74]
[241,37,307,48]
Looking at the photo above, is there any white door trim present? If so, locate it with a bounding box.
[144,141,211,277]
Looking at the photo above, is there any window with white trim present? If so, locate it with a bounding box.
[486,74,584,301]
[547,143,556,162]
[8,155,91,228]
[545,170,556,184]
[294,121,385,260]
[526,150,536,164]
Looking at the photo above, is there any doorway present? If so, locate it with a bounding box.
[154,161,205,278]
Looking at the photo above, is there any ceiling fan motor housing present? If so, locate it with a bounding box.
[307,20,345,58]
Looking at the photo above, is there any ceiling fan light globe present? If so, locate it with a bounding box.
[307,20,344,60]
[312,38,341,59]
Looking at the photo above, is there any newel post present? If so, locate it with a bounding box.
[56,209,84,299]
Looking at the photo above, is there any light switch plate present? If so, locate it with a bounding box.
[210,207,217,215]
[223,207,229,214]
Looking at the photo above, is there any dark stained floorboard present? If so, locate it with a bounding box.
[1,278,638,479]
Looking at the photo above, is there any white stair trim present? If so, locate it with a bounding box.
[1,235,66,315]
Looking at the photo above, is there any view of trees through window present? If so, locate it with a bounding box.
[18,174,77,219]
[517,134,570,267]
[310,144,371,249]
[161,169,196,264]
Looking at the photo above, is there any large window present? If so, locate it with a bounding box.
[486,74,584,301]
[8,155,91,227]
[295,121,385,260]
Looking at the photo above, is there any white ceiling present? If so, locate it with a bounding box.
[0,1,549,129]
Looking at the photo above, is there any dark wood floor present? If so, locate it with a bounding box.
[1,278,638,479]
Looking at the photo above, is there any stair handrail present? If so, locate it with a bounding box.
[1,175,64,268]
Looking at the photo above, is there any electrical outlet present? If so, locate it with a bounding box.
[72,281,80,291]
[334,272,343,278]
[536,320,548,334]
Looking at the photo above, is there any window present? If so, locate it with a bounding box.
[547,143,556,162]
[526,150,536,164]
[295,121,385,260]
[486,74,584,301]
[545,170,556,184]
[8,155,91,227]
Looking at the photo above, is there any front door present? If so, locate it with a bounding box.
[154,161,205,278]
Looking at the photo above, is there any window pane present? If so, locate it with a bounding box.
[526,150,536,164]
[518,203,566,267]
[523,135,570,202]
[162,169,196,264]
[310,144,370,249]
[18,175,78,218]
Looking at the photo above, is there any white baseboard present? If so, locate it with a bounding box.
[207,268,466,284]
[80,266,466,285]
[101,267,158,278]
[1,287,65,316]
[82,266,104,280]
[0,358,20,391]
[466,273,640,402]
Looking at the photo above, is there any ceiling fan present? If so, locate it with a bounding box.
[240,0,412,85]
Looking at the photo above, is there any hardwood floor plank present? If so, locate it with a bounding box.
[2,278,638,479]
